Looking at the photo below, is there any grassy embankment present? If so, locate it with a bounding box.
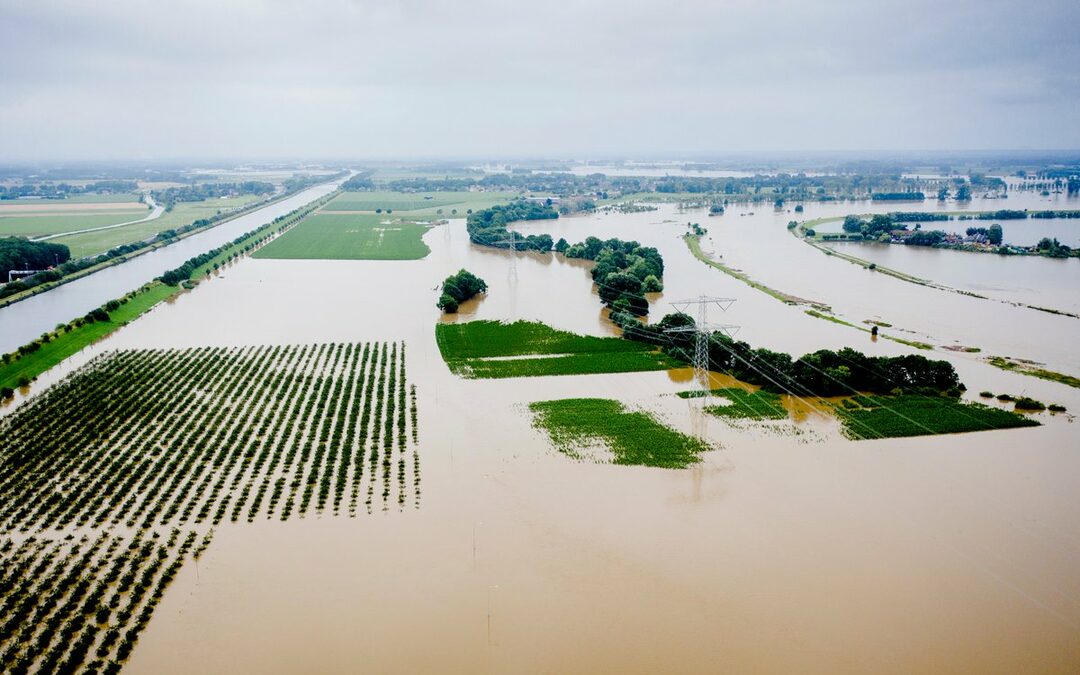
[833,394,1039,439]
[254,212,431,260]
[985,356,1080,390]
[0,195,331,392]
[683,233,934,350]
[529,398,710,468]
[436,320,681,379]
[683,233,827,308]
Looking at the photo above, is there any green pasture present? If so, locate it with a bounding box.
[253,213,431,260]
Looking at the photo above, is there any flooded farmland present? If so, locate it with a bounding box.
[16,193,1076,674]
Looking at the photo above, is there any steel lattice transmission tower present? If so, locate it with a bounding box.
[666,296,739,396]
[507,229,518,279]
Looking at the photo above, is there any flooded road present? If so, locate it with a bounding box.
[9,194,1080,673]
[0,180,342,354]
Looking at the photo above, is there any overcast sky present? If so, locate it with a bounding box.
[1,0,1078,161]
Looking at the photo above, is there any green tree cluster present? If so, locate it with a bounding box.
[465,200,559,250]
[564,237,664,316]
[437,269,487,313]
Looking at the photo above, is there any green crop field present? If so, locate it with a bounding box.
[530,398,710,468]
[835,395,1039,440]
[253,213,432,260]
[324,190,519,216]
[53,196,259,258]
[680,387,789,421]
[0,341,420,673]
[436,320,682,378]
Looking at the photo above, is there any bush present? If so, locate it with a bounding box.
[996,393,1014,402]
[1048,404,1067,412]
[979,391,994,398]
[0,386,14,399]
[1013,397,1045,411]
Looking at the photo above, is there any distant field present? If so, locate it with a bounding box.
[437,320,681,378]
[324,190,518,215]
[52,195,259,258]
[0,192,142,204]
[253,213,431,260]
[0,212,146,238]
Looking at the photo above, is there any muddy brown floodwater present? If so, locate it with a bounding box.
[11,197,1080,673]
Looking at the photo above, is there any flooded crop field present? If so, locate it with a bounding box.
[4,184,1077,674]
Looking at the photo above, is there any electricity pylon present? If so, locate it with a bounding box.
[507,229,518,279]
[666,296,738,397]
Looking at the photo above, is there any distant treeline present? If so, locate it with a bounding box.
[617,313,961,397]
[341,172,376,191]
[890,212,950,222]
[152,181,274,208]
[872,192,926,201]
[0,180,138,200]
[368,172,966,202]
[0,239,71,280]
[284,171,347,193]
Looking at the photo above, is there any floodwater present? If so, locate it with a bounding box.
[8,193,1080,673]
[0,180,343,354]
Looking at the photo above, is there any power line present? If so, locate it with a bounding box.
[666,296,738,398]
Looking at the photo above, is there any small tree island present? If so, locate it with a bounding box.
[438,268,487,313]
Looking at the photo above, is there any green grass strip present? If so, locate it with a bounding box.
[986,356,1080,389]
[529,398,709,468]
[0,283,176,389]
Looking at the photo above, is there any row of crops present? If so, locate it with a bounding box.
[0,529,210,674]
[0,341,420,672]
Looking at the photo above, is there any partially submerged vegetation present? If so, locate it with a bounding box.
[834,395,1039,440]
[985,356,1080,389]
[0,528,212,674]
[685,387,788,421]
[0,343,420,530]
[436,320,679,379]
[437,269,486,313]
[0,338,418,671]
[563,236,664,316]
[529,398,710,468]
[466,200,559,250]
